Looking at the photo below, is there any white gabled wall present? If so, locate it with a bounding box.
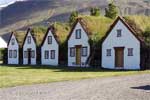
[68,22,90,67]
[23,32,36,65]
[8,34,19,64]
[102,20,141,69]
[41,30,59,66]
[0,37,7,48]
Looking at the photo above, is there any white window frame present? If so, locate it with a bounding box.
[11,39,15,45]
[9,50,12,58]
[27,36,31,44]
[76,29,81,39]
[70,47,75,57]
[117,29,122,37]
[106,49,111,56]
[44,50,49,59]
[51,50,55,59]
[128,48,133,56]
[13,50,17,58]
[48,36,52,44]
[82,47,87,56]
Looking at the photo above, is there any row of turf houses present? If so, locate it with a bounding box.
[6,16,150,70]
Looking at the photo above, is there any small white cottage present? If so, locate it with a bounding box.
[68,18,90,67]
[102,16,143,70]
[41,27,59,66]
[7,33,19,64]
[0,37,7,48]
[23,28,36,65]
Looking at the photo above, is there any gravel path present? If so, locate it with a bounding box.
[0,74,150,100]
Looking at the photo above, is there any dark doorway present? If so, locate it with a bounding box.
[28,48,31,65]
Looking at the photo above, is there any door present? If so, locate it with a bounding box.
[115,47,124,68]
[76,45,81,65]
[28,49,31,65]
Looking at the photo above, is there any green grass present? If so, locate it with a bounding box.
[125,15,150,32]
[0,65,149,88]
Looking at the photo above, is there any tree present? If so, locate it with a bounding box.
[90,7,100,16]
[105,2,118,19]
[143,27,150,46]
[69,11,78,26]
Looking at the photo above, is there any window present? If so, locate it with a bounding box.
[24,51,28,58]
[13,50,17,58]
[106,49,111,56]
[82,47,87,56]
[117,29,122,37]
[48,36,52,44]
[76,29,81,39]
[11,39,15,45]
[9,50,12,58]
[27,36,31,44]
[128,48,133,56]
[51,50,55,59]
[44,50,49,59]
[70,47,75,57]
[31,50,35,58]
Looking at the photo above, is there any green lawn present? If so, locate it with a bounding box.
[0,65,150,88]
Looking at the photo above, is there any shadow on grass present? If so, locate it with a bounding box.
[131,85,150,91]
[0,64,141,72]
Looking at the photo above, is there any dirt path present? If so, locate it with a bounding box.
[0,74,150,100]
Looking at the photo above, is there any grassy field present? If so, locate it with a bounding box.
[0,65,150,88]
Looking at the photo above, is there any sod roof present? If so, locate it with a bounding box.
[12,15,149,47]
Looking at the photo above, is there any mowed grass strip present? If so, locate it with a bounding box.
[0,65,150,88]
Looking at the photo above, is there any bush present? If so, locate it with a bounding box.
[90,7,100,16]
[105,2,118,19]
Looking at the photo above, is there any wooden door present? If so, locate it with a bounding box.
[115,47,124,68]
[76,45,81,65]
[28,49,31,65]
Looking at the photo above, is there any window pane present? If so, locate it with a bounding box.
[128,48,133,56]
[48,36,52,44]
[28,36,31,44]
[117,29,122,37]
[9,50,12,58]
[106,49,111,56]
[51,50,55,59]
[13,50,17,58]
[70,47,75,57]
[44,50,49,59]
[82,47,87,56]
[76,29,81,39]
[11,39,15,45]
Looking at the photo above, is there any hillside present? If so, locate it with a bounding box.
[0,0,150,36]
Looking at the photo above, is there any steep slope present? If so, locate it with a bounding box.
[0,0,149,36]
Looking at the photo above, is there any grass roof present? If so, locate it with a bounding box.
[53,22,70,44]
[13,15,150,47]
[78,15,113,42]
[31,26,47,46]
[13,31,26,47]
[125,15,150,31]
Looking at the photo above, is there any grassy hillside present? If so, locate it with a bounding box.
[0,0,149,36]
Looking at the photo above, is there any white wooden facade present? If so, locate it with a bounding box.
[102,17,141,70]
[7,33,19,64]
[41,28,59,66]
[23,29,36,65]
[68,19,90,67]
